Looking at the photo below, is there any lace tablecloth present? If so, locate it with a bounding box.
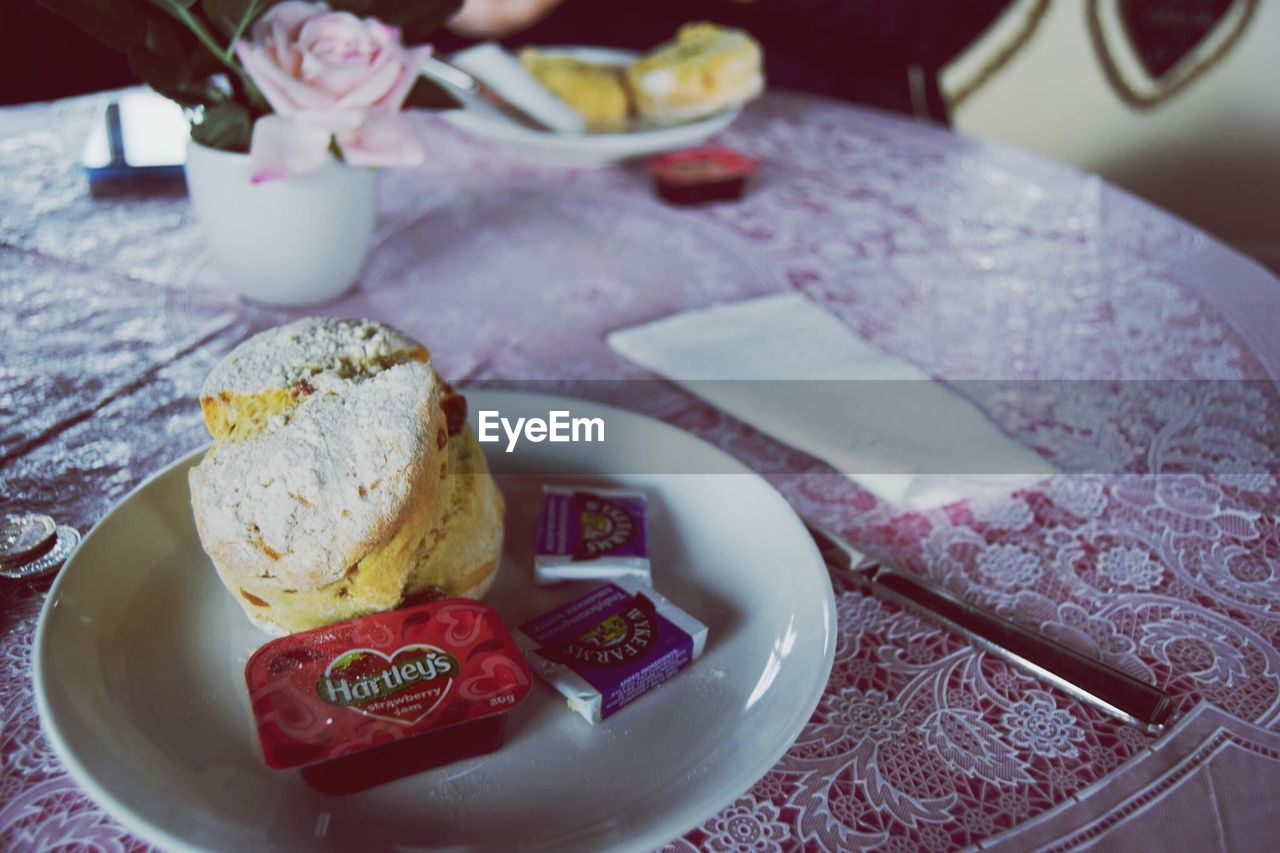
[3,90,1280,851]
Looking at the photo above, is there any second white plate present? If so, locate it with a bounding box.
[35,391,835,851]
[441,47,742,165]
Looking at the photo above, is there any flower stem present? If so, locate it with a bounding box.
[226,0,262,60]
[156,0,268,110]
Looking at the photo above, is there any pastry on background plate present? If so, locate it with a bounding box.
[519,47,631,131]
[627,23,764,123]
[189,317,503,635]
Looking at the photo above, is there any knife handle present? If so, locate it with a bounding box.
[866,566,1175,734]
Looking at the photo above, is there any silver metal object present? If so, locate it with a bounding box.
[804,516,1175,735]
[420,54,557,132]
[1,512,57,566]
[0,515,81,581]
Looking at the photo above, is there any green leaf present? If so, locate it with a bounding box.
[142,8,189,55]
[38,0,264,118]
[191,101,253,152]
[126,12,223,103]
[128,48,212,107]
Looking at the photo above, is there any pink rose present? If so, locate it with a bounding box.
[235,1,430,181]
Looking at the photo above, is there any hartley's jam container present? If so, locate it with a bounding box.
[244,599,532,794]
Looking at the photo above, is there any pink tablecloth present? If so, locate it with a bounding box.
[4,90,1280,851]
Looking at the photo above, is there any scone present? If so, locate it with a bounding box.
[189,318,503,635]
[626,23,764,123]
[519,47,631,131]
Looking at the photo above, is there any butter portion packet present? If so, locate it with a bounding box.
[516,578,708,723]
[534,485,650,585]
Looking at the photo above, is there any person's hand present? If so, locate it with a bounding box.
[447,0,566,38]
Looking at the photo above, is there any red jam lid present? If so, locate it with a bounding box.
[648,147,758,185]
[244,599,532,770]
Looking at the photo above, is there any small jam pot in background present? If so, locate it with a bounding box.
[244,599,532,795]
[648,147,758,206]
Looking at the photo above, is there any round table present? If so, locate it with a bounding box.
[3,90,1280,851]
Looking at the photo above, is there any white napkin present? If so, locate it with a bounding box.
[448,43,587,134]
[607,293,1056,510]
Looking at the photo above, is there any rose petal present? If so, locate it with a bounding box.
[337,114,423,168]
[236,1,424,152]
[293,107,367,133]
[248,114,333,182]
[372,45,432,113]
[331,52,401,109]
[269,22,302,78]
[251,0,329,41]
[299,12,373,58]
[238,42,315,115]
[300,46,378,96]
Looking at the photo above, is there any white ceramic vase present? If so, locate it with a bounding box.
[185,140,377,306]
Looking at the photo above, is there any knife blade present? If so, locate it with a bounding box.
[804,517,1175,735]
[420,54,558,133]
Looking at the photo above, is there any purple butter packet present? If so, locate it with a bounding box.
[515,578,708,723]
[534,485,650,585]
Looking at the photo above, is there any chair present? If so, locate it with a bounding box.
[940,0,1280,270]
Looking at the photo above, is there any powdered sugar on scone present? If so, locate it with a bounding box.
[190,361,441,590]
[201,316,427,398]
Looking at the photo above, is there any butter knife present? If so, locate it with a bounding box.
[420,54,558,133]
[417,54,552,131]
[804,517,1175,735]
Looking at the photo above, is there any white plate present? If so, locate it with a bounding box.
[34,391,835,852]
[441,47,741,165]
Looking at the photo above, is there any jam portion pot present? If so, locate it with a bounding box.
[648,146,758,205]
[244,599,532,794]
